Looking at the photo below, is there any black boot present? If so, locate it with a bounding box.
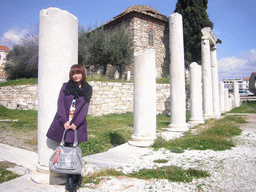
[74,174,82,189]
[65,175,77,192]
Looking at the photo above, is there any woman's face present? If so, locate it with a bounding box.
[72,72,83,84]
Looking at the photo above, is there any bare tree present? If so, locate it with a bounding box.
[4,29,38,80]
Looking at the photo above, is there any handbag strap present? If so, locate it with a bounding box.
[60,129,78,147]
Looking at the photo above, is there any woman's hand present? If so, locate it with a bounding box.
[70,123,77,130]
[64,121,71,130]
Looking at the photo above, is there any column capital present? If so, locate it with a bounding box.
[211,45,217,51]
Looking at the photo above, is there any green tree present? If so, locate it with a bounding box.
[109,26,133,77]
[79,24,133,78]
[4,32,38,80]
[174,0,213,68]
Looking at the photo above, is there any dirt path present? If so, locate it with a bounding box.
[0,128,37,152]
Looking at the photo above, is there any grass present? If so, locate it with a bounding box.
[82,166,210,187]
[80,112,178,155]
[0,106,174,156]
[0,105,37,131]
[0,161,20,184]
[229,101,256,113]
[82,168,124,185]
[128,166,210,183]
[152,115,244,153]
[0,76,171,87]
[0,78,38,87]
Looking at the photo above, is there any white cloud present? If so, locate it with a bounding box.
[1,27,29,46]
[218,49,256,81]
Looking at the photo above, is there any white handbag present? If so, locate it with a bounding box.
[49,130,83,174]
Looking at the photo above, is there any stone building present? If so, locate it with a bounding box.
[102,5,170,78]
[0,45,10,82]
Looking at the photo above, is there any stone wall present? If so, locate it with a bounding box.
[0,81,170,116]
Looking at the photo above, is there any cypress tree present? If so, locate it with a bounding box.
[174,0,214,68]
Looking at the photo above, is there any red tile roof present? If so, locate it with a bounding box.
[243,78,249,81]
[103,5,168,26]
[0,45,10,52]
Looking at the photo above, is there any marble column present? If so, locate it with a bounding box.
[32,7,78,184]
[129,49,156,147]
[168,13,187,131]
[219,82,225,113]
[201,37,214,119]
[211,46,221,118]
[224,88,229,112]
[229,94,234,110]
[188,62,204,124]
[233,81,240,107]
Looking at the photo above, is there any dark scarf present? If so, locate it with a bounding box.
[64,80,92,103]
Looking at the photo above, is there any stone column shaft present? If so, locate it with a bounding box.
[129,49,156,147]
[211,46,221,118]
[233,81,240,107]
[201,38,214,119]
[168,13,187,131]
[219,82,225,113]
[32,7,78,184]
[188,62,204,124]
[224,88,229,112]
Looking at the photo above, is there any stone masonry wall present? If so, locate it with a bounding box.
[0,81,170,116]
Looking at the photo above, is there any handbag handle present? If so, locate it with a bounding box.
[60,129,78,146]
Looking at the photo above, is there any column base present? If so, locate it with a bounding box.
[166,123,188,132]
[128,134,156,147]
[203,114,214,120]
[213,113,221,119]
[31,164,66,185]
[188,118,205,125]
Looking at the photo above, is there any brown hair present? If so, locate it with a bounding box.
[69,64,86,83]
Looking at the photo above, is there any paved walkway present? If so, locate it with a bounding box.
[0,127,184,192]
[0,138,161,191]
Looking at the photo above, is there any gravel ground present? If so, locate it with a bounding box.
[80,114,256,192]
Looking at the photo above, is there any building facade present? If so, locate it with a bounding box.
[0,45,10,82]
[102,5,170,78]
[223,78,249,92]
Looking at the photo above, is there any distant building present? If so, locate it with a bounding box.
[249,72,256,95]
[223,78,249,92]
[100,5,170,78]
[242,78,249,90]
[0,45,10,82]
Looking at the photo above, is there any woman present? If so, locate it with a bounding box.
[47,64,92,191]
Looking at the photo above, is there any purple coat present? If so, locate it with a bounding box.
[46,83,90,144]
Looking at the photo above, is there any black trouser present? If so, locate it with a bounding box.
[64,142,82,189]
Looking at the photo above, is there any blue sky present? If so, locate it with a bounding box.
[1,0,255,81]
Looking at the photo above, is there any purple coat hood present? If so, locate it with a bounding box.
[46,83,91,144]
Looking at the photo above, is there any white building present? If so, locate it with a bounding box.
[0,45,10,82]
[223,78,249,92]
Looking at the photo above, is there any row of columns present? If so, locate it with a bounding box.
[33,9,241,184]
[188,27,240,124]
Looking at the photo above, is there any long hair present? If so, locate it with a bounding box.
[69,64,86,83]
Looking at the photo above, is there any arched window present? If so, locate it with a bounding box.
[148,29,154,46]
